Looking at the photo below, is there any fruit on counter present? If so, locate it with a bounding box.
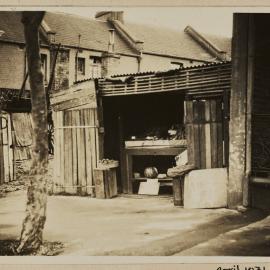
[144,167,158,178]
[157,173,167,179]
[98,159,118,164]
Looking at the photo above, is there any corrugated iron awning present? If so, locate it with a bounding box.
[98,62,232,97]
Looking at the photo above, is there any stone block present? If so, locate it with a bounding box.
[184,168,228,209]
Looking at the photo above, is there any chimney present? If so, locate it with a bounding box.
[108,29,115,53]
[47,30,56,43]
[95,11,124,24]
[41,20,56,43]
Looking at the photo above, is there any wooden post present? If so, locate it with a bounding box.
[228,14,249,208]
[243,15,255,207]
[118,114,125,193]
[172,176,184,206]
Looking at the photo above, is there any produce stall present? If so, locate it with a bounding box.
[99,62,231,197]
[102,91,187,195]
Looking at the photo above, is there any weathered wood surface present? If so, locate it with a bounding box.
[0,113,4,184]
[94,167,118,199]
[173,177,184,206]
[53,108,98,196]
[228,14,249,209]
[51,80,97,111]
[0,112,17,184]
[185,98,224,169]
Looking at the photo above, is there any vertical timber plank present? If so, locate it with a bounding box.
[83,109,93,195]
[193,100,201,168]
[94,168,105,199]
[79,109,87,195]
[97,97,104,160]
[71,110,78,194]
[94,109,100,164]
[52,111,60,193]
[2,113,10,182]
[185,100,195,166]
[205,100,212,168]
[0,112,5,184]
[89,109,97,192]
[75,110,83,195]
[210,99,218,168]
[64,111,72,193]
[7,114,14,181]
[216,99,224,167]
[127,154,133,194]
[10,114,16,181]
[199,101,206,169]
[59,111,65,193]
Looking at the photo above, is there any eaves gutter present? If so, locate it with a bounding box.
[0,39,50,48]
[55,43,140,57]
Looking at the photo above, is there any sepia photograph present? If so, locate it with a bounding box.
[0,2,269,263]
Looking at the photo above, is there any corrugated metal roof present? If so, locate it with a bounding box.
[108,61,231,78]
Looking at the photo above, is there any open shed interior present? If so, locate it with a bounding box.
[102,91,186,194]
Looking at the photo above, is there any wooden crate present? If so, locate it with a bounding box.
[94,166,118,199]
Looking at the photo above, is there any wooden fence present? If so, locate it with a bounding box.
[0,112,34,184]
[99,62,231,97]
[0,112,14,183]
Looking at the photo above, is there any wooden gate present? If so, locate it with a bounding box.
[0,112,14,183]
[185,98,225,169]
[52,80,101,195]
[53,108,99,195]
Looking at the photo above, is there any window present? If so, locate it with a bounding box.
[77,57,85,75]
[89,56,101,78]
[41,54,48,83]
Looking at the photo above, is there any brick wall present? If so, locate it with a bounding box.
[101,52,121,77]
[52,48,70,91]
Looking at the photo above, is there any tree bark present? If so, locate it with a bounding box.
[16,11,48,253]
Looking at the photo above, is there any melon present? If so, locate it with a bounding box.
[144,167,158,178]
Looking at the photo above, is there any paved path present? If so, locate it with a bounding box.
[0,191,268,255]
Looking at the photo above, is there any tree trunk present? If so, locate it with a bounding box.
[16,11,48,254]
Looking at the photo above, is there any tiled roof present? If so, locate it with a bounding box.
[0,12,49,45]
[0,11,231,61]
[202,33,232,56]
[0,11,137,55]
[0,12,25,44]
[44,12,137,55]
[125,23,215,61]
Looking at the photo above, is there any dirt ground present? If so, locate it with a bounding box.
[0,190,269,256]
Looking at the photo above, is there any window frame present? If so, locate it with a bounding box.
[77,57,86,75]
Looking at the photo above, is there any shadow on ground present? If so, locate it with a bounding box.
[100,208,269,256]
[0,240,64,256]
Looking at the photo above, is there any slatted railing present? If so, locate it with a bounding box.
[98,62,232,97]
